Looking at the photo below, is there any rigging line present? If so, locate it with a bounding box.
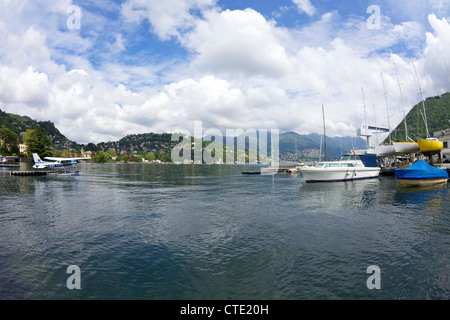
[411,57,430,138]
[392,59,409,141]
[380,70,392,144]
[369,85,379,145]
[361,86,370,148]
[322,104,327,162]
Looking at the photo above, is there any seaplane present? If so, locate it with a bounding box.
[32,153,91,170]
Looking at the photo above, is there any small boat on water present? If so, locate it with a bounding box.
[395,160,449,187]
[0,155,19,167]
[259,162,303,175]
[300,153,381,183]
[260,166,278,175]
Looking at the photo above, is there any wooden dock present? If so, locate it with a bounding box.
[10,171,54,176]
[9,170,81,176]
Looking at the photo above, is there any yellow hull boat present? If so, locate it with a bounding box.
[417,138,443,156]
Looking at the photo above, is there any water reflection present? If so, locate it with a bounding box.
[394,183,449,216]
[299,178,380,209]
[1,164,449,299]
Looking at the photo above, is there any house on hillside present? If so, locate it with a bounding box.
[82,150,95,158]
[19,143,27,154]
[434,129,450,160]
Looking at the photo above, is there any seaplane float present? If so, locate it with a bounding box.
[32,153,91,175]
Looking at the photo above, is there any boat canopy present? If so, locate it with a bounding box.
[342,154,378,168]
[395,160,449,180]
[359,154,378,168]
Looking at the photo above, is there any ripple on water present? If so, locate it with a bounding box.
[0,165,449,299]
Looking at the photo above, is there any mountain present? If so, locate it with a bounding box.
[205,130,366,161]
[278,132,366,160]
[387,92,450,142]
[2,109,366,161]
[0,109,78,150]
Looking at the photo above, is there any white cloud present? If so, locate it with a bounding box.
[121,0,216,40]
[284,11,425,57]
[271,13,450,139]
[6,27,55,71]
[113,33,126,52]
[337,17,424,56]
[293,0,316,16]
[422,15,450,94]
[0,66,49,107]
[184,9,293,78]
[429,0,450,14]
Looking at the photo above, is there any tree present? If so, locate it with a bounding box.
[145,152,156,161]
[22,129,34,144]
[60,149,71,158]
[160,153,171,162]
[26,128,53,158]
[92,151,108,163]
[0,128,19,155]
[105,148,117,159]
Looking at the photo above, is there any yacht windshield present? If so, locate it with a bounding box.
[341,155,359,161]
[329,163,341,167]
[340,163,355,168]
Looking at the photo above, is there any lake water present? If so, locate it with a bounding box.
[0,163,449,300]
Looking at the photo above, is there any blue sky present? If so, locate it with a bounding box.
[0,0,449,143]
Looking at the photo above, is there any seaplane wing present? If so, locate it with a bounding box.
[44,156,91,161]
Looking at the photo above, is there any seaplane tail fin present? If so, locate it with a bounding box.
[32,153,42,163]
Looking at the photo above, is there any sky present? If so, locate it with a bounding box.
[0,0,449,144]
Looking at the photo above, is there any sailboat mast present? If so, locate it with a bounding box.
[361,86,370,148]
[380,71,392,144]
[411,58,430,138]
[393,61,408,141]
[319,134,323,162]
[322,104,327,161]
[369,86,379,145]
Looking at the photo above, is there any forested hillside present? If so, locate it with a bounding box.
[387,92,450,142]
[0,109,77,150]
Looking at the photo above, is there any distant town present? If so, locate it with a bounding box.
[1,92,450,163]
